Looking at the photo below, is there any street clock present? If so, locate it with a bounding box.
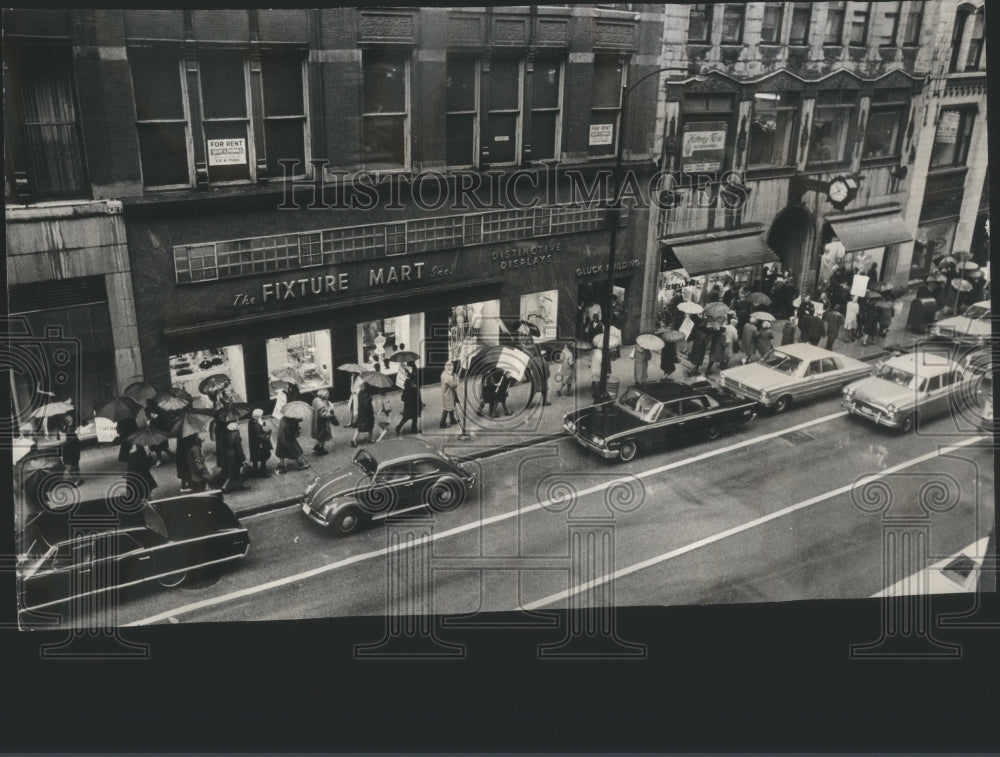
[789,173,861,210]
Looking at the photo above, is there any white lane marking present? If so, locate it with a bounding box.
[127,410,852,626]
[873,536,992,597]
[522,435,987,610]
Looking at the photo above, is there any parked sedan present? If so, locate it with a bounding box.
[718,343,872,413]
[562,379,758,462]
[928,300,991,346]
[842,351,979,432]
[300,438,476,535]
[17,492,250,616]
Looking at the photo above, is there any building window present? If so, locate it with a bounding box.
[199,51,252,184]
[808,89,858,166]
[903,1,923,46]
[5,46,88,200]
[720,4,745,44]
[949,7,971,72]
[966,10,985,71]
[530,59,563,162]
[824,1,846,45]
[863,89,909,160]
[446,54,478,167]
[929,107,976,169]
[760,4,784,44]
[589,55,625,158]
[130,50,192,189]
[261,50,308,179]
[688,3,715,43]
[878,1,902,46]
[266,330,332,397]
[486,57,522,165]
[362,49,409,170]
[848,2,870,46]
[789,3,812,45]
[169,346,247,405]
[748,92,798,168]
[520,290,559,341]
[681,93,734,175]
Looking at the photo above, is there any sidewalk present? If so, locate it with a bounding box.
[20,294,920,524]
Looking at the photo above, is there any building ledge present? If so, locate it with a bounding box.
[6,199,123,222]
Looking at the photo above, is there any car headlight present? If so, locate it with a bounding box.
[758,390,769,402]
[886,403,897,414]
[592,435,602,445]
[565,420,576,432]
[975,335,986,346]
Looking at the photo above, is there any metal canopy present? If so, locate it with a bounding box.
[829,213,913,253]
[662,233,780,276]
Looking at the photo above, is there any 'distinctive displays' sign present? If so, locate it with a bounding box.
[207,138,247,166]
[681,121,727,173]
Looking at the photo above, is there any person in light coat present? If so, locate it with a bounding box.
[741,320,759,363]
[756,320,775,358]
[439,361,460,428]
[633,346,650,383]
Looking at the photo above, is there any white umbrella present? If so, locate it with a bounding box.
[636,333,666,352]
[593,326,622,349]
[677,301,704,315]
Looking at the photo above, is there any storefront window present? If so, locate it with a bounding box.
[449,300,500,365]
[358,313,424,369]
[519,290,559,340]
[911,221,957,280]
[748,93,798,168]
[169,345,246,407]
[266,330,332,398]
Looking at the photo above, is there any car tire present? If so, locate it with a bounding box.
[898,414,914,434]
[618,440,639,463]
[772,395,793,414]
[705,425,722,440]
[331,507,363,536]
[427,477,466,513]
[158,570,187,588]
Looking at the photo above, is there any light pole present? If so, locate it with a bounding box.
[598,65,694,398]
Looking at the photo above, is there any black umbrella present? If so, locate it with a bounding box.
[168,410,213,439]
[153,388,194,412]
[387,351,420,363]
[746,292,772,308]
[128,428,169,446]
[95,396,141,422]
[215,402,252,423]
[198,373,232,396]
[360,371,395,391]
[122,381,158,406]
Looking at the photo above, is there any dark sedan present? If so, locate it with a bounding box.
[563,379,758,462]
[17,492,250,616]
[300,437,476,535]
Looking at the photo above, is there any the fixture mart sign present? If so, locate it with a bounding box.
[207,138,247,166]
[681,121,727,173]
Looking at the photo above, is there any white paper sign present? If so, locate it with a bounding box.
[936,111,959,144]
[589,123,614,146]
[850,274,870,298]
[679,316,694,339]
[207,138,247,166]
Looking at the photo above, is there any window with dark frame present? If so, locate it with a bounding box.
[720,4,745,44]
[903,1,923,46]
[446,54,478,167]
[966,10,985,71]
[848,2,870,46]
[261,50,308,179]
[949,7,970,72]
[589,55,625,158]
[863,88,909,161]
[130,49,191,189]
[530,58,563,162]
[5,45,89,200]
[688,3,715,43]
[929,107,976,169]
[825,1,846,45]
[789,3,812,45]
[808,89,858,166]
[199,51,252,184]
[486,56,522,165]
[362,49,409,170]
[748,92,798,169]
[879,1,902,46]
[760,4,784,44]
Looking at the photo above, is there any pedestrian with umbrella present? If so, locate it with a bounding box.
[352,385,376,446]
[633,344,650,383]
[219,422,248,493]
[31,398,75,440]
[374,391,393,443]
[844,296,860,342]
[275,415,309,472]
[724,314,740,365]
[657,328,683,379]
[476,369,497,417]
[145,405,175,467]
[687,317,709,376]
[60,414,82,487]
[182,433,213,492]
[438,360,460,429]
[116,414,139,463]
[823,304,845,350]
[756,320,776,358]
[741,317,759,364]
[705,326,728,376]
[310,388,338,455]
[125,444,157,501]
[861,299,881,346]
[248,408,273,477]
[396,372,422,435]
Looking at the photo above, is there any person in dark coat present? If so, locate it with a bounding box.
[176,434,193,491]
[116,416,137,463]
[741,319,759,363]
[147,408,174,467]
[704,328,728,376]
[659,340,677,379]
[61,415,81,486]
[756,321,775,357]
[126,445,157,500]
[494,372,515,416]
[687,319,709,376]
[351,387,375,447]
[285,383,301,403]
[781,317,797,347]
[396,374,421,435]
[248,408,273,477]
[796,295,816,320]
[275,416,308,472]
[221,423,248,493]
[476,371,497,417]
[860,303,881,346]
[310,388,337,454]
[733,291,752,333]
[184,434,212,492]
[823,307,845,351]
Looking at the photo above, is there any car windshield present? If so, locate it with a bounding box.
[618,388,657,420]
[760,351,802,375]
[354,448,378,475]
[876,365,916,387]
[963,305,990,320]
[16,527,52,576]
[142,503,168,541]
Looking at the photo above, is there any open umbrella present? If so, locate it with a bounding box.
[279,400,313,421]
[271,367,304,384]
[153,388,193,413]
[31,400,75,420]
[198,373,231,396]
[750,311,776,323]
[746,292,772,308]
[959,261,981,271]
[656,328,687,343]
[122,382,158,406]
[128,428,169,447]
[574,338,594,351]
[594,326,622,349]
[636,333,666,352]
[168,411,213,439]
[360,371,395,391]
[677,301,704,315]
[951,278,973,292]
[387,351,420,364]
[337,363,364,374]
[95,396,141,422]
[934,255,957,267]
[215,402,252,423]
[702,302,733,323]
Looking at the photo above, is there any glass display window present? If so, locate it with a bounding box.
[358,313,425,372]
[519,289,559,341]
[169,344,247,407]
[449,299,500,365]
[266,329,332,398]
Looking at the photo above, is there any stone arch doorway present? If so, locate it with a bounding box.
[767,206,813,284]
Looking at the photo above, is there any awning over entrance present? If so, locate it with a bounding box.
[828,213,912,253]
[661,232,780,276]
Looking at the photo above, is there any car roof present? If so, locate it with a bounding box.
[883,352,958,375]
[631,380,706,402]
[24,500,148,547]
[371,437,445,464]
[771,343,841,361]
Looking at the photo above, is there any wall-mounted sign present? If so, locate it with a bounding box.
[207,138,247,166]
[681,121,727,173]
[589,123,614,146]
[936,111,959,145]
[493,241,563,272]
[575,258,641,277]
[494,135,510,143]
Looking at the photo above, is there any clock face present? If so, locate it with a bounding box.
[829,180,849,203]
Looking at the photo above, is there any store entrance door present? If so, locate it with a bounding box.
[768,206,812,281]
